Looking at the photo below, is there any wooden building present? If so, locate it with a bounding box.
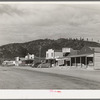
[46,46,100,69]
[46,49,63,67]
[63,46,100,69]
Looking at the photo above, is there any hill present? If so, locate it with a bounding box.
[0,38,100,63]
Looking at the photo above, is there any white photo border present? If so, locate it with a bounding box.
[0,1,100,99]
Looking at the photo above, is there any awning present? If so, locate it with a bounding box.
[67,53,94,58]
[56,57,70,61]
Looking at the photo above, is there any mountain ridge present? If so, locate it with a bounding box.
[0,38,100,63]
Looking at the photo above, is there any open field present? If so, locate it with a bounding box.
[0,66,100,89]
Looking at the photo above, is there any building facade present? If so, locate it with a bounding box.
[45,46,100,69]
[46,49,63,67]
[15,53,35,66]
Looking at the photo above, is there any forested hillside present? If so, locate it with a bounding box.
[0,38,100,63]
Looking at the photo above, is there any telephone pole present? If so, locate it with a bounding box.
[39,45,41,62]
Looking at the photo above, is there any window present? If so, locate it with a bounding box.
[46,53,48,58]
[51,53,54,57]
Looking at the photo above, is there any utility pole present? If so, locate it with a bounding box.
[39,45,41,62]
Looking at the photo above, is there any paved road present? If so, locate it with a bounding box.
[0,66,100,89]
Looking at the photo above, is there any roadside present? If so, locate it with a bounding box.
[12,66,100,83]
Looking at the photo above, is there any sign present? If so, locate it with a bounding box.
[62,48,71,53]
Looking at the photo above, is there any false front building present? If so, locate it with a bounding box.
[46,49,63,67]
[46,46,100,69]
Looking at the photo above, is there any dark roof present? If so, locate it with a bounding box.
[19,57,25,61]
[89,47,100,53]
[67,53,93,58]
[54,49,62,52]
[56,57,70,61]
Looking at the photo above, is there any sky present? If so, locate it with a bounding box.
[0,2,100,46]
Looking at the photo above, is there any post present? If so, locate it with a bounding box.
[93,53,95,70]
[70,57,71,67]
[75,57,76,67]
[39,46,41,62]
[49,59,51,68]
[80,57,82,67]
[85,56,87,68]
[93,53,95,66]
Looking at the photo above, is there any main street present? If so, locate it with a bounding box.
[0,66,100,89]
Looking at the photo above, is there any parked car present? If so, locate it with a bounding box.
[2,61,15,66]
[88,61,93,66]
[37,63,50,68]
[31,62,41,68]
[59,64,65,66]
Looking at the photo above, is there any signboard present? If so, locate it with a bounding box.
[62,48,71,53]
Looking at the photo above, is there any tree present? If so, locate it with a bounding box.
[82,37,84,41]
[80,37,82,40]
[75,38,78,40]
[87,38,88,41]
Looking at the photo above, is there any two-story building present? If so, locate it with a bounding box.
[46,49,63,67]
[46,46,100,69]
[25,53,34,60]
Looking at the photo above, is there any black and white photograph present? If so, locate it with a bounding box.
[0,1,100,91]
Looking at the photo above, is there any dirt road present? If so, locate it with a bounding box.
[0,66,100,89]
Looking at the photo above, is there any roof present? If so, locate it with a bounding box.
[56,53,93,61]
[54,49,62,52]
[67,53,93,58]
[19,58,25,61]
[56,57,70,61]
[89,47,100,53]
[34,56,45,60]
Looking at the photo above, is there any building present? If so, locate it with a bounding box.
[15,53,35,66]
[46,49,63,59]
[45,46,100,69]
[2,60,16,66]
[62,47,78,57]
[70,46,100,69]
[61,47,78,66]
[63,46,94,68]
[46,49,63,67]
[25,53,34,60]
[46,49,55,60]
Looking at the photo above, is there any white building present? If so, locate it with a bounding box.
[15,57,22,66]
[46,49,63,59]
[2,60,16,66]
[62,48,71,53]
[15,53,35,66]
[25,53,34,60]
[46,49,55,59]
[46,49,63,67]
